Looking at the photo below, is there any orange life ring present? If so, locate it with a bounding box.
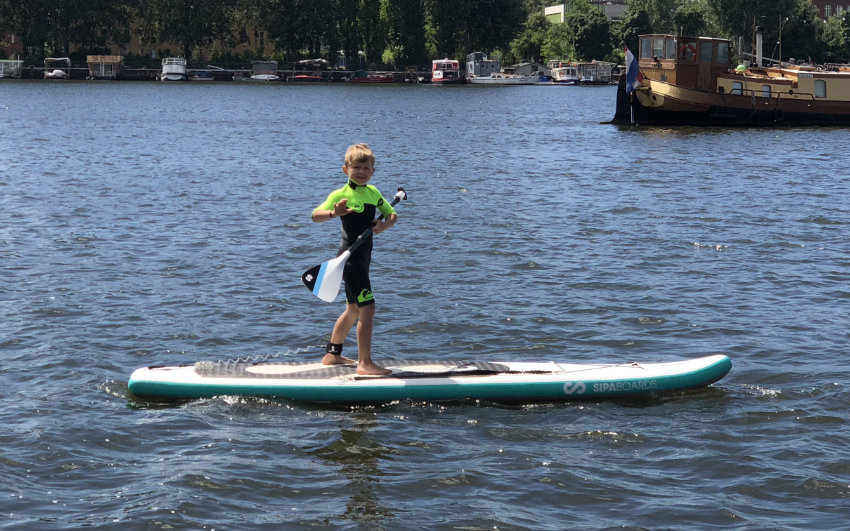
[679,43,697,61]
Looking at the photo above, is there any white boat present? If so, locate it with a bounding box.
[160,57,187,81]
[44,57,71,79]
[467,72,542,85]
[0,59,23,79]
[551,63,579,84]
[431,58,462,84]
[249,60,279,81]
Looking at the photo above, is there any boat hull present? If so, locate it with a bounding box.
[467,75,541,85]
[613,74,850,126]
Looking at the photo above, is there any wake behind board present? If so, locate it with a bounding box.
[128,354,731,404]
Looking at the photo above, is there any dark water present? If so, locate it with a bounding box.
[1,80,848,529]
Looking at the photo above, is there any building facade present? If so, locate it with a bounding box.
[811,1,850,19]
[545,1,627,23]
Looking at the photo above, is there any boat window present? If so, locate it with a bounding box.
[731,81,743,95]
[700,42,713,63]
[653,37,665,59]
[815,79,827,98]
[762,85,771,97]
[666,39,677,60]
[717,42,730,64]
[640,37,652,59]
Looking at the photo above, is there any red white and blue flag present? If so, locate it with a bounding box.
[624,46,643,94]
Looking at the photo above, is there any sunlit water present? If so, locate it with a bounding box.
[1,80,848,529]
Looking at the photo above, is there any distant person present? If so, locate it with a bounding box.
[311,143,397,375]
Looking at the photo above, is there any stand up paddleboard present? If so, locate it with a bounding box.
[128,354,731,404]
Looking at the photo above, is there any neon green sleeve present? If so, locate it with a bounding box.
[313,189,343,217]
[374,187,396,217]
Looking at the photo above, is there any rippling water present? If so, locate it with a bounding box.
[2,80,849,529]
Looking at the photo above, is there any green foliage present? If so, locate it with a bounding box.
[0,0,846,66]
[564,0,612,61]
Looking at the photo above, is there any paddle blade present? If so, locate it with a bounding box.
[301,251,350,302]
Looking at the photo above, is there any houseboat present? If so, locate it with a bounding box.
[348,70,396,83]
[86,55,123,80]
[577,61,615,84]
[0,59,23,79]
[44,57,71,79]
[466,52,501,78]
[160,57,187,81]
[465,52,541,84]
[249,60,279,81]
[613,33,850,126]
[431,58,462,84]
[550,61,579,84]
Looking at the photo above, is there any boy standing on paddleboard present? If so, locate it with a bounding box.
[311,144,397,375]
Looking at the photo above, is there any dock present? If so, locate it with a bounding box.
[16,65,424,83]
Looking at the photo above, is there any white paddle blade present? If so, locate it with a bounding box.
[310,250,350,302]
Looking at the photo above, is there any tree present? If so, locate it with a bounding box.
[617,7,653,51]
[381,0,427,65]
[509,11,549,63]
[776,0,824,63]
[542,18,573,61]
[820,13,848,63]
[564,0,612,61]
[138,0,234,60]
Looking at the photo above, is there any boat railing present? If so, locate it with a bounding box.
[722,85,816,102]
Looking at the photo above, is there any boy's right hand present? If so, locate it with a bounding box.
[332,199,352,217]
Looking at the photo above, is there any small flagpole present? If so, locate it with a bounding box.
[630,93,635,125]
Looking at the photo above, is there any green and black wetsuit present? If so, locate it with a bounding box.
[314,181,396,306]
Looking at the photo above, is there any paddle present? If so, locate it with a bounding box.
[302,187,407,302]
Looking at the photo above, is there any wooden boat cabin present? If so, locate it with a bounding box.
[636,34,732,92]
[87,55,123,80]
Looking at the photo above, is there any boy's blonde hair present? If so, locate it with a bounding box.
[344,143,375,167]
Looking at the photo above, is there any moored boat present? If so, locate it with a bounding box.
[160,57,187,81]
[466,52,541,85]
[467,72,542,85]
[431,58,462,84]
[348,70,396,83]
[188,70,215,82]
[550,62,579,84]
[0,59,23,79]
[248,60,279,81]
[613,33,850,126]
[44,57,71,79]
[86,55,123,80]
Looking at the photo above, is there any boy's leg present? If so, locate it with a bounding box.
[355,303,390,375]
[321,304,358,365]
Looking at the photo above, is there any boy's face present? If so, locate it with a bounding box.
[343,159,375,186]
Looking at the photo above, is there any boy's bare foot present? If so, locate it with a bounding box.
[322,353,355,365]
[356,362,392,376]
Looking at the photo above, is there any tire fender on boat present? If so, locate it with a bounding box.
[773,108,785,122]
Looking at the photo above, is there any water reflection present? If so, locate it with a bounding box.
[309,411,394,523]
